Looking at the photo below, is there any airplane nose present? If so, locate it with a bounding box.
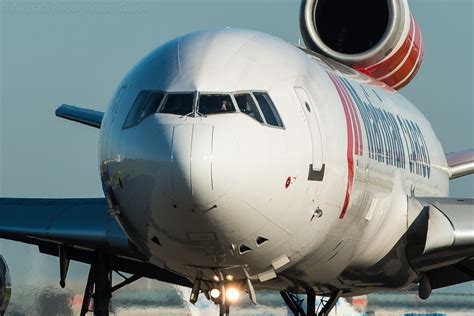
[170,123,217,207]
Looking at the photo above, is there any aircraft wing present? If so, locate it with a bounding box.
[55,104,103,128]
[0,198,192,287]
[407,197,474,289]
[445,149,474,179]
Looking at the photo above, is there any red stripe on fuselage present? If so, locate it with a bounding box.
[328,73,354,219]
[336,76,363,156]
[338,78,359,156]
[345,79,363,155]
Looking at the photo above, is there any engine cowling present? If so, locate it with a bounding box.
[300,0,424,89]
[0,256,11,316]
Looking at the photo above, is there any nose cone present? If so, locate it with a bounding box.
[116,118,238,211]
[172,124,216,207]
[149,122,236,208]
[113,115,292,270]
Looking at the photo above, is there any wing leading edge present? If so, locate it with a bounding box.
[446,149,474,179]
[55,105,104,128]
[407,197,474,290]
[0,198,191,287]
[0,198,130,253]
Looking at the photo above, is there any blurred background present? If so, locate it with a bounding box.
[0,0,472,315]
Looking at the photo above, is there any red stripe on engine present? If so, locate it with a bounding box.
[355,15,423,89]
[328,73,354,219]
[387,20,424,89]
[362,17,415,77]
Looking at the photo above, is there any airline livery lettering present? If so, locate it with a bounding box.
[330,74,431,179]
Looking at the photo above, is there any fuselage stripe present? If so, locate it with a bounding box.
[345,80,377,159]
[337,77,360,155]
[328,72,354,219]
[341,78,365,156]
[337,76,363,156]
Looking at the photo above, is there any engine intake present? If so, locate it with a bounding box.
[300,0,424,89]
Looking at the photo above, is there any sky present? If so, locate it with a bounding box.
[0,0,472,306]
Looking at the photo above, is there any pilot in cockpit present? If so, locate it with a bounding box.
[220,100,230,112]
[242,99,256,118]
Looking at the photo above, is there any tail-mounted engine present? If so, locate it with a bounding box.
[300,0,424,89]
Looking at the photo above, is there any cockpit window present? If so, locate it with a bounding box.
[159,93,194,115]
[123,91,151,129]
[123,91,165,129]
[123,90,284,129]
[253,92,284,128]
[234,93,263,123]
[198,94,236,115]
[139,92,164,122]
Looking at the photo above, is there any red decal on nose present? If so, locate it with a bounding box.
[285,177,292,189]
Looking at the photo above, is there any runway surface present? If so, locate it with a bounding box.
[5,283,474,315]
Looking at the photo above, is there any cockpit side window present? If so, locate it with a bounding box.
[123,91,151,129]
[253,92,284,128]
[234,93,264,123]
[158,93,194,116]
[139,92,164,122]
[123,91,165,129]
[198,94,236,115]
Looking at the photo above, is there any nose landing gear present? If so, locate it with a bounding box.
[280,289,342,316]
[217,284,231,316]
[189,270,249,316]
[212,284,241,316]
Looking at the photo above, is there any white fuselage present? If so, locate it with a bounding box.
[98,29,449,295]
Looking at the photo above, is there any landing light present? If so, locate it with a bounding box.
[225,275,234,281]
[226,288,240,302]
[210,288,221,299]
